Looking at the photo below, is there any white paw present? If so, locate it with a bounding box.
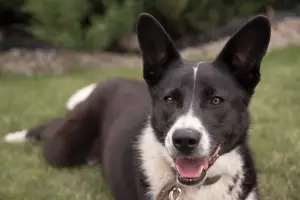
[66,84,96,110]
[4,129,28,143]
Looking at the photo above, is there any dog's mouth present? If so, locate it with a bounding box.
[174,146,220,186]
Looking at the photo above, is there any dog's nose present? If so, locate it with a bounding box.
[172,129,201,153]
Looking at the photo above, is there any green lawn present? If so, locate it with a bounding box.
[0,46,300,200]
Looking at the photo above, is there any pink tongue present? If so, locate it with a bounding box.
[175,158,208,178]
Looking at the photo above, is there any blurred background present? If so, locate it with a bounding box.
[0,0,299,75]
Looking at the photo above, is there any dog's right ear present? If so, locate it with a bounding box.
[214,16,271,95]
[137,13,181,86]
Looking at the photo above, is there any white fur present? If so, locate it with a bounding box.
[245,189,257,200]
[165,113,211,156]
[4,84,96,143]
[4,129,28,143]
[138,124,175,198]
[165,63,211,156]
[138,123,254,200]
[66,83,96,110]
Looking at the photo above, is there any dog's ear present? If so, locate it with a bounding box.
[215,16,271,94]
[137,13,181,86]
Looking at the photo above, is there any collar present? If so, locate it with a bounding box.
[156,175,221,200]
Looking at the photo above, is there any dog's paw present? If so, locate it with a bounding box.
[4,129,28,143]
[66,84,97,110]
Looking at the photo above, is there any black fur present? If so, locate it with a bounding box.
[20,13,270,200]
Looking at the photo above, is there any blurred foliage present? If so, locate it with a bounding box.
[0,0,299,50]
[23,0,89,49]
[84,0,142,50]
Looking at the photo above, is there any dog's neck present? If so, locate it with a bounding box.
[156,175,221,200]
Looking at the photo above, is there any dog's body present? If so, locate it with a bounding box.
[4,14,271,200]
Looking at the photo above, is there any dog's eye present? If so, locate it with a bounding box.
[210,96,223,105]
[164,96,177,105]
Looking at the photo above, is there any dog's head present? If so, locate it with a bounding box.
[137,13,270,186]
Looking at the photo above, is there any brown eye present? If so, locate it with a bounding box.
[164,96,177,105]
[210,96,223,105]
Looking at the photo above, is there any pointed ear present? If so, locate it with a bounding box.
[137,13,181,86]
[215,15,271,94]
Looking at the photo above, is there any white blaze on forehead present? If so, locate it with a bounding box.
[165,62,211,156]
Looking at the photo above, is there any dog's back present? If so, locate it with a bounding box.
[26,78,149,166]
[5,78,153,199]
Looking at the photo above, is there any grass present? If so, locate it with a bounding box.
[0,46,300,200]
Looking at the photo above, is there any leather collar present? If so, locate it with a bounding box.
[156,175,221,200]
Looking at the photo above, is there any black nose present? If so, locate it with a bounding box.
[172,129,201,153]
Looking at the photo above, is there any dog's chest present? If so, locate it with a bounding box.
[148,174,244,200]
[138,126,250,200]
[180,176,242,200]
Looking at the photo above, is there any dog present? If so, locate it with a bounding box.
[4,13,271,200]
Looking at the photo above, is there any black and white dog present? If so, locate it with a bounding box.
[4,13,271,200]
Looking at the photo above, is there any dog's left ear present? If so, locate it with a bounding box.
[215,16,271,94]
[137,13,181,86]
